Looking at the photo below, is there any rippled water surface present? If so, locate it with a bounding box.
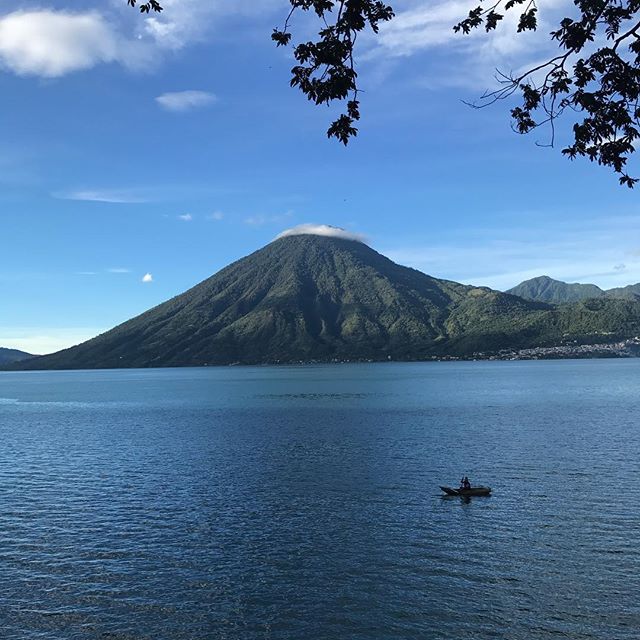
[1,360,639,639]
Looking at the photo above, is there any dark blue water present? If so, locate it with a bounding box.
[1,360,639,639]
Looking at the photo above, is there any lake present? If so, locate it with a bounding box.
[1,360,639,639]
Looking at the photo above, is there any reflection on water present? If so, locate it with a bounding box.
[1,360,639,639]
[256,392,371,400]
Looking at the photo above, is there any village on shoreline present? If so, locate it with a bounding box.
[468,337,640,361]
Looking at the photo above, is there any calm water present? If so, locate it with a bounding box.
[1,360,639,639]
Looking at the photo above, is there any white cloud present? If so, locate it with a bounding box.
[54,188,149,203]
[108,268,131,274]
[178,213,193,221]
[276,224,367,244]
[207,211,224,221]
[372,1,470,56]
[366,0,572,90]
[374,0,568,57]
[0,1,546,90]
[142,273,153,283]
[0,11,120,77]
[141,0,282,51]
[0,1,558,89]
[0,2,281,79]
[142,0,221,50]
[156,90,218,112]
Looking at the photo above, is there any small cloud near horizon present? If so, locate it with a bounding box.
[54,189,149,204]
[178,213,193,221]
[156,90,217,112]
[107,268,131,274]
[142,273,153,283]
[207,211,224,221]
[277,224,367,244]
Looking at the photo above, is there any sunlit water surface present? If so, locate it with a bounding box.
[1,360,639,639]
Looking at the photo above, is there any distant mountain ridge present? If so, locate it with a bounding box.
[0,348,35,365]
[607,283,640,300]
[9,235,640,370]
[507,276,606,303]
[507,275,640,304]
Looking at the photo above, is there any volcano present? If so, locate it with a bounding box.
[13,233,640,369]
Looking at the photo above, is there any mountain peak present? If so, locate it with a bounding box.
[509,275,640,304]
[507,276,605,303]
[275,224,367,244]
[0,347,35,365]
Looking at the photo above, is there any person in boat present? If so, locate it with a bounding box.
[461,476,471,490]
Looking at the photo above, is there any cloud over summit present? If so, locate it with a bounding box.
[276,224,367,244]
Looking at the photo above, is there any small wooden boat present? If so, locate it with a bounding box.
[440,485,492,497]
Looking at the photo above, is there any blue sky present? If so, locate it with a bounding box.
[1,0,639,354]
